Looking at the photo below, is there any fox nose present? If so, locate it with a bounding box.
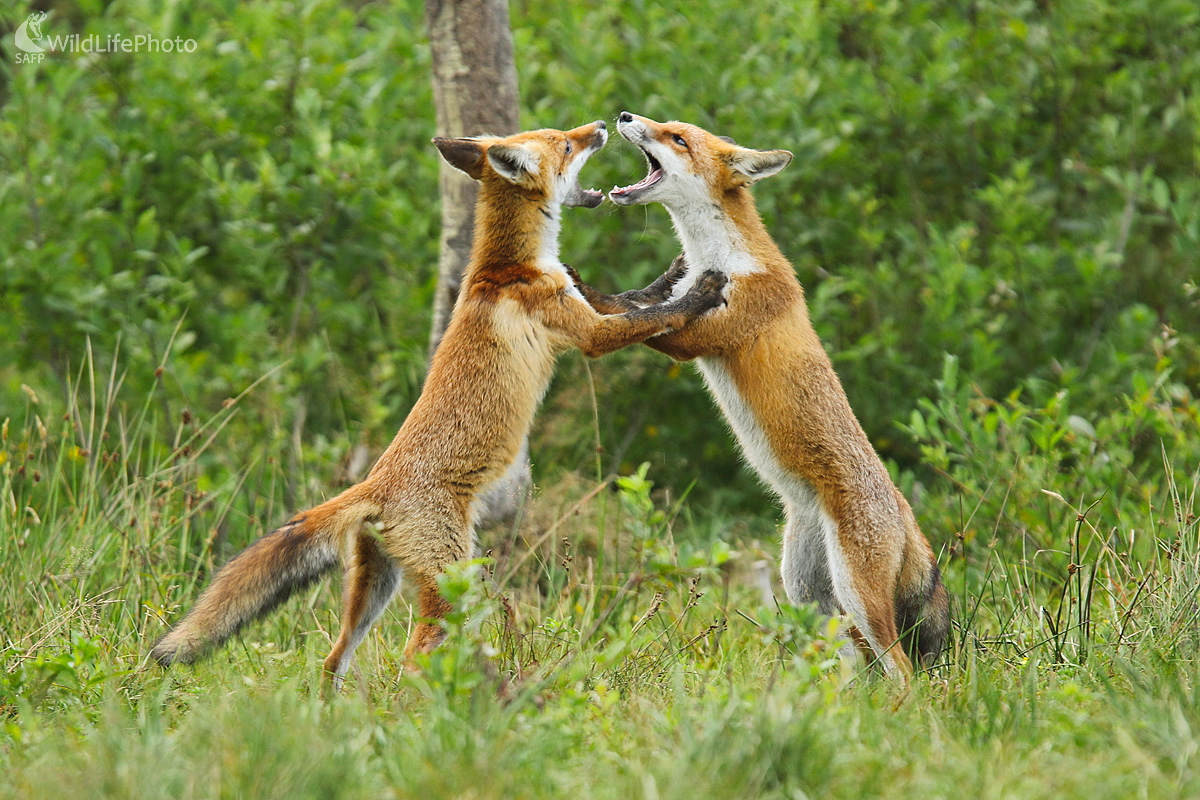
[594,120,606,129]
[618,111,633,123]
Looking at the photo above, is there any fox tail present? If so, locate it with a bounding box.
[895,553,951,670]
[151,487,378,666]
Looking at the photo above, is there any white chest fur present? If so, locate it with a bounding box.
[696,358,797,500]
[694,357,836,527]
[666,208,760,303]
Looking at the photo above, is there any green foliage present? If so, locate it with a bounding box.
[3,0,1197,506]
[2,632,115,715]
[2,0,436,467]
[529,0,1200,487]
[743,602,847,684]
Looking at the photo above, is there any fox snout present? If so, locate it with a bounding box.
[616,111,640,127]
[563,121,609,208]
[572,120,608,153]
[615,111,649,143]
[610,112,667,207]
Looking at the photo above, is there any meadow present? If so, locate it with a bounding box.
[2,0,1199,797]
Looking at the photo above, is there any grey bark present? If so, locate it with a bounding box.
[425,0,520,358]
[425,0,528,523]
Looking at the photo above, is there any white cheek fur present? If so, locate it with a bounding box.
[628,144,763,292]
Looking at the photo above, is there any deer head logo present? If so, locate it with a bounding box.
[15,11,49,54]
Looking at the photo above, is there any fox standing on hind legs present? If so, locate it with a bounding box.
[151,120,727,688]
[582,112,949,682]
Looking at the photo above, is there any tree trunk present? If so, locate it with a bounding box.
[425,0,528,523]
[425,0,520,358]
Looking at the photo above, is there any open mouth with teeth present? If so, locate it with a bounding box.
[610,146,664,205]
[566,139,606,208]
[568,182,605,208]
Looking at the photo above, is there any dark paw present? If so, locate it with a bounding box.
[562,263,583,286]
[612,290,642,308]
[689,269,728,310]
[664,253,688,284]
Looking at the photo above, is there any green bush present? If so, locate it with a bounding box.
[1,0,1197,508]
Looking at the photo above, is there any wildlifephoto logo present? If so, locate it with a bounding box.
[12,11,198,64]
[14,10,47,59]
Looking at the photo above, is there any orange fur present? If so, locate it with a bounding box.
[592,113,950,681]
[151,122,727,689]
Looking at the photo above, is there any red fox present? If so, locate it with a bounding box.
[582,112,949,680]
[151,121,727,688]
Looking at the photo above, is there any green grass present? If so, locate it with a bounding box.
[2,356,1199,799]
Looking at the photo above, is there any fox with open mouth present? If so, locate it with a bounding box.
[578,112,949,682]
[152,120,728,689]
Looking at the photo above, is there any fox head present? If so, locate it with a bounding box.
[434,122,608,210]
[609,112,792,210]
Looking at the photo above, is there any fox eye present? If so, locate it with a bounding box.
[565,141,573,155]
[671,134,688,148]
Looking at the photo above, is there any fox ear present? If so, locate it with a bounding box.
[486,143,540,185]
[726,147,793,183]
[433,137,486,180]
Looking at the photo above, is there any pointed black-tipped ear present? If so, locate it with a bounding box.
[726,147,793,183]
[717,135,738,145]
[486,143,540,185]
[433,137,486,180]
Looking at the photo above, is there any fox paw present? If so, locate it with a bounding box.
[689,269,729,310]
[562,263,584,287]
[663,253,688,284]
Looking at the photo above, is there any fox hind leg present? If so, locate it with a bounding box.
[324,530,402,691]
[822,524,914,681]
[403,574,454,662]
[783,508,874,667]
[781,506,837,614]
[895,556,951,669]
